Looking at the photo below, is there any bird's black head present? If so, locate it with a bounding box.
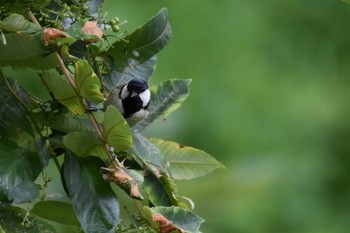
[127,79,148,95]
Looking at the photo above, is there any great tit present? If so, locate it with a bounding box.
[104,79,150,126]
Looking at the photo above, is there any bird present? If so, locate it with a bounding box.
[103,79,151,126]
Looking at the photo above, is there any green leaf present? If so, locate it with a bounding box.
[133,79,191,133]
[8,181,41,204]
[0,206,57,233]
[46,113,95,133]
[103,106,132,152]
[131,133,168,169]
[0,14,37,33]
[31,200,80,226]
[36,138,50,167]
[74,59,104,103]
[104,56,156,90]
[64,132,107,160]
[105,8,171,68]
[0,138,43,203]
[143,165,184,207]
[0,77,34,140]
[42,72,85,115]
[0,15,57,69]
[150,138,225,180]
[149,206,205,233]
[62,153,120,233]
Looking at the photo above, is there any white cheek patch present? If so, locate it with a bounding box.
[139,89,151,107]
[120,85,129,99]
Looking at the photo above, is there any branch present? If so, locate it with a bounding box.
[28,9,120,167]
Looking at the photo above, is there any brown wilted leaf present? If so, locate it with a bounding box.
[42,28,67,46]
[152,213,184,233]
[100,166,143,200]
[82,21,103,42]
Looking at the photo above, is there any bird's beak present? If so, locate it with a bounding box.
[131,92,137,97]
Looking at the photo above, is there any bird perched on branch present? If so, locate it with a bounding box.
[104,79,151,126]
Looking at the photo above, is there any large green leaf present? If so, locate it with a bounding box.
[0,14,37,32]
[143,165,183,207]
[62,153,120,233]
[105,8,171,68]
[150,138,225,180]
[74,59,104,103]
[131,133,168,169]
[64,132,107,160]
[0,206,57,233]
[0,15,56,69]
[104,56,156,90]
[31,200,80,226]
[7,180,41,204]
[0,77,34,140]
[133,79,191,133]
[42,72,85,115]
[0,138,43,203]
[148,206,205,233]
[103,106,132,152]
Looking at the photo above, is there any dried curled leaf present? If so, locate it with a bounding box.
[100,166,143,200]
[42,28,67,46]
[152,213,184,233]
[81,21,103,43]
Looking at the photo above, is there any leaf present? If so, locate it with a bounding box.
[0,15,57,69]
[0,206,57,233]
[68,39,88,59]
[103,106,132,152]
[62,153,120,233]
[46,113,95,133]
[0,138,43,203]
[74,59,104,103]
[150,139,225,180]
[36,137,50,167]
[8,181,41,204]
[104,56,156,90]
[143,165,184,207]
[133,79,191,133]
[0,14,37,33]
[81,21,103,42]
[42,28,69,46]
[131,133,168,169]
[0,77,34,140]
[148,206,205,233]
[105,8,171,68]
[64,132,107,160]
[100,166,143,200]
[42,72,85,115]
[31,200,80,226]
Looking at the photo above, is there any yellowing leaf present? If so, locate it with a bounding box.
[103,106,132,151]
[74,59,104,103]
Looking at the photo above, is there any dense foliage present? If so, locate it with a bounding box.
[0,1,224,232]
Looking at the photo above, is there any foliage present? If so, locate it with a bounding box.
[0,1,224,232]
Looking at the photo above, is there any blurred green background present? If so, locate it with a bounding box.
[104,0,350,233]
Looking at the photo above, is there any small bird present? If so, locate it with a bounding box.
[104,79,151,126]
